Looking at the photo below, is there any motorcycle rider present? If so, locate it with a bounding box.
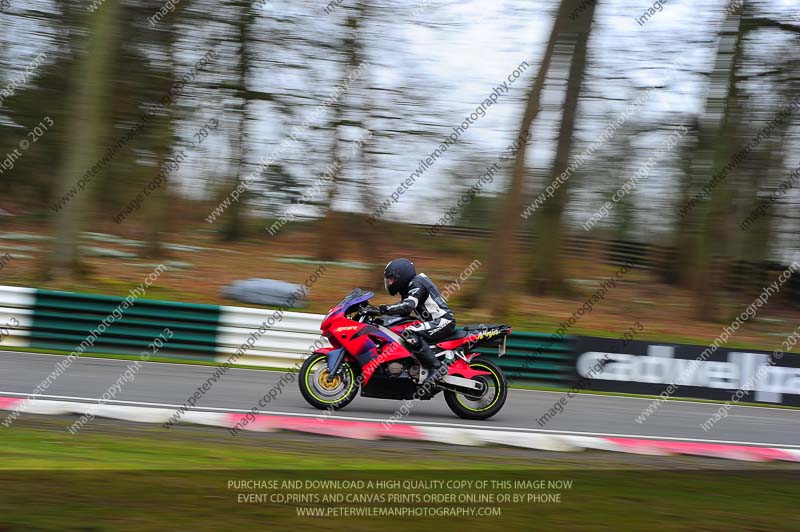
[378,258,455,388]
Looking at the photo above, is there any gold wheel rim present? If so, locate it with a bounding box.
[317,368,342,391]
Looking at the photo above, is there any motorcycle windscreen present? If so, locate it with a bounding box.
[326,347,346,375]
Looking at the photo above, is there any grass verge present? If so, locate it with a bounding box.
[0,418,797,531]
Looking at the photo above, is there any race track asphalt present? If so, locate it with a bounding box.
[0,350,797,447]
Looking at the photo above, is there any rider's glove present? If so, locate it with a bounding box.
[378,304,389,314]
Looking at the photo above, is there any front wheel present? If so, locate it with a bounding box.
[298,352,359,411]
[444,358,507,420]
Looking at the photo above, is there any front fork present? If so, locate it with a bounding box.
[325,347,346,376]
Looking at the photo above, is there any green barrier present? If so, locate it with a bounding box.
[477,331,574,386]
[29,289,221,356]
[18,286,577,382]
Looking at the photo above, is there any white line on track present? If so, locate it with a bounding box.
[1,390,799,450]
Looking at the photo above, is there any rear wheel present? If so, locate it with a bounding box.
[444,358,507,420]
[298,352,359,411]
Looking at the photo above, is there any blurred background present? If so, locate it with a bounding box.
[1,6,800,528]
[1,0,799,348]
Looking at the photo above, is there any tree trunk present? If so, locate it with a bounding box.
[693,10,745,320]
[484,0,591,315]
[355,129,385,290]
[49,1,120,278]
[145,15,179,258]
[317,148,344,262]
[317,0,367,261]
[528,2,596,294]
[659,118,698,285]
[221,1,256,242]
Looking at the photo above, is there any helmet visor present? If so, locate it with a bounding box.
[384,275,395,293]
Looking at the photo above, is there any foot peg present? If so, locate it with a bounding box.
[418,365,447,397]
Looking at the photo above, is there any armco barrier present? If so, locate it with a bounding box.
[0,285,574,384]
[0,285,325,367]
[217,306,324,368]
[0,286,35,348]
[477,332,574,385]
[30,288,221,358]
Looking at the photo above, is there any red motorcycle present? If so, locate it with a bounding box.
[298,288,510,420]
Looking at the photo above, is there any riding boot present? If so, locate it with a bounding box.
[415,341,445,390]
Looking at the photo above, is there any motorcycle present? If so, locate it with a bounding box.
[298,288,511,420]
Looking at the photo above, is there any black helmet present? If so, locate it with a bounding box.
[384,258,416,296]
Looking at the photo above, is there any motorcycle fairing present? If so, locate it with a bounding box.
[435,325,512,351]
[352,324,416,385]
[318,288,500,388]
[446,356,492,380]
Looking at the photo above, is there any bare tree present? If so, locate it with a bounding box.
[317,0,368,261]
[49,1,121,278]
[528,0,597,294]
[484,0,596,315]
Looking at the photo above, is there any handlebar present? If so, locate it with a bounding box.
[359,306,381,317]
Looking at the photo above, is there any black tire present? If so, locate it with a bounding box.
[298,352,359,411]
[444,358,507,420]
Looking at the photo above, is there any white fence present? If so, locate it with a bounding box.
[217,306,328,368]
[0,286,35,348]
